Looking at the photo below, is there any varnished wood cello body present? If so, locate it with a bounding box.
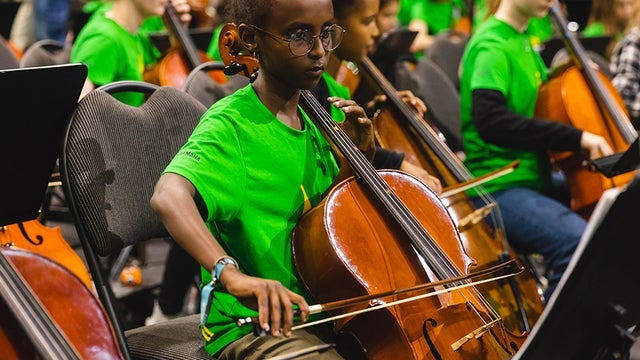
[535,5,638,218]
[219,23,518,359]
[0,219,92,287]
[0,247,123,359]
[340,57,544,340]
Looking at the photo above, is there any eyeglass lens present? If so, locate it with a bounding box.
[289,25,343,55]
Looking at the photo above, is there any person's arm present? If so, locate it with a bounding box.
[472,89,612,158]
[150,173,309,337]
[611,34,640,127]
[408,18,435,54]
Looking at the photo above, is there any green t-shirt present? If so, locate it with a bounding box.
[322,70,351,120]
[460,16,550,194]
[206,25,224,61]
[582,22,623,49]
[72,8,166,107]
[398,0,466,35]
[163,84,340,356]
[527,15,554,47]
[582,22,606,37]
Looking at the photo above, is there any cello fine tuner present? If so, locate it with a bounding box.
[450,318,501,351]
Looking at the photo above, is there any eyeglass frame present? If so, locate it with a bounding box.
[247,23,346,56]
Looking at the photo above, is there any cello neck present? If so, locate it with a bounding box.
[548,5,637,144]
[164,4,201,69]
[0,249,80,359]
[358,57,471,182]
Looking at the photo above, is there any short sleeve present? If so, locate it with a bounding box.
[468,46,511,95]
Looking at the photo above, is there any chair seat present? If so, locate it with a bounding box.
[125,314,212,359]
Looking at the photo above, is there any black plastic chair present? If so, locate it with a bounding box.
[0,35,19,70]
[393,57,464,154]
[425,29,469,91]
[182,60,249,108]
[60,80,212,359]
[19,39,71,68]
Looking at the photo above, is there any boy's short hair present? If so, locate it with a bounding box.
[332,0,359,19]
[229,0,273,27]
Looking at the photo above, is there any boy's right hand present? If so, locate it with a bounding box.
[222,267,309,337]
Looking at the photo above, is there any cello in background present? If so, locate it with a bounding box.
[535,4,638,218]
[0,218,92,288]
[144,3,226,89]
[0,247,123,359]
[351,56,543,340]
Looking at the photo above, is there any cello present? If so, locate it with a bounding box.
[144,3,227,89]
[0,246,123,359]
[350,57,544,339]
[535,4,638,218]
[0,219,92,288]
[219,23,518,359]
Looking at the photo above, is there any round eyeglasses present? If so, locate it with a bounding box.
[249,24,345,56]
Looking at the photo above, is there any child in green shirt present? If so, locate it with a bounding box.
[151,0,373,358]
[460,0,613,301]
[71,0,191,105]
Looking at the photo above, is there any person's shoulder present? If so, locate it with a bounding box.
[74,12,126,44]
[203,84,258,119]
[620,27,640,44]
[467,18,513,52]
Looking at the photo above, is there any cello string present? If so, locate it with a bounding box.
[359,57,510,257]
[357,57,508,322]
[301,91,494,315]
[303,57,506,337]
[301,91,455,278]
[0,250,80,359]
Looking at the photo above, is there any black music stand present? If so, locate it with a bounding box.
[538,35,612,68]
[590,135,640,178]
[147,28,214,54]
[0,64,87,226]
[513,173,640,360]
[0,1,21,39]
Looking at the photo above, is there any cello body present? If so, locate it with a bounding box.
[0,219,92,288]
[345,58,544,338]
[0,247,122,359]
[535,65,636,217]
[293,171,515,359]
[373,106,543,336]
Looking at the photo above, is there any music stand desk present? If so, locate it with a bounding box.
[0,64,87,226]
[513,175,640,359]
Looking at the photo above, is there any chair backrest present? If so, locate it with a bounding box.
[62,82,207,258]
[60,81,207,356]
[426,29,469,90]
[0,35,19,70]
[182,60,249,108]
[19,39,71,68]
[393,57,463,153]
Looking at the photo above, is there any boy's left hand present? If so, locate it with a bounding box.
[328,97,375,158]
